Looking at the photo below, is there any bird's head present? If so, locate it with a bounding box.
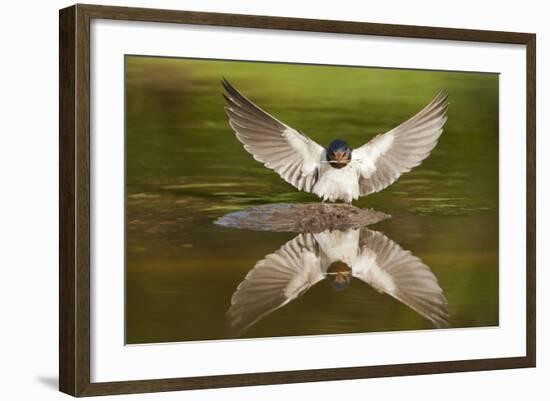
[326,261,352,291]
[327,139,352,169]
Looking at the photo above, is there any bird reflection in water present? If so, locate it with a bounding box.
[227,228,449,336]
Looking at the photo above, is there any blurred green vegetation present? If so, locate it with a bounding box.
[125,56,499,344]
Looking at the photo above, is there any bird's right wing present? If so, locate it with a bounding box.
[352,91,449,195]
[227,233,324,335]
[222,79,325,192]
[352,229,449,328]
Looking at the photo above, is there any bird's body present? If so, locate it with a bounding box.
[314,157,359,203]
[222,79,449,203]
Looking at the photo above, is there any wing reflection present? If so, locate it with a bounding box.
[227,228,449,335]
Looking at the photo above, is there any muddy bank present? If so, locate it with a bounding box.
[214,203,390,233]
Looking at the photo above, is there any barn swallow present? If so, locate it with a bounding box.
[222,79,448,203]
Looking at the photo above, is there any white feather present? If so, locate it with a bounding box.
[312,162,360,203]
[352,132,394,178]
[314,228,361,268]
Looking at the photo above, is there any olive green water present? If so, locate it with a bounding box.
[125,56,499,344]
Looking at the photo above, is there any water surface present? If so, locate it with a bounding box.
[125,56,499,344]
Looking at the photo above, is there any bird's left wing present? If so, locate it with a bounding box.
[352,229,449,328]
[227,233,324,335]
[222,79,325,192]
[352,91,449,196]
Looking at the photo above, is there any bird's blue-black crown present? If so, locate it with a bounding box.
[327,139,350,153]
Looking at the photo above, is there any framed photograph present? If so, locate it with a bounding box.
[59,4,536,397]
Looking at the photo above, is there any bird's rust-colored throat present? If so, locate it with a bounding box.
[327,150,352,169]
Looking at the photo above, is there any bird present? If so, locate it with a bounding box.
[222,79,449,203]
[226,227,449,336]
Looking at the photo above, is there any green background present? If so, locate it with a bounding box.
[125,56,499,344]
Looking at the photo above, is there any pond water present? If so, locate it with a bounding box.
[125,56,499,344]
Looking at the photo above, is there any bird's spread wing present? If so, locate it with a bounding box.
[352,229,449,328]
[222,79,325,192]
[352,91,449,196]
[227,233,324,335]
